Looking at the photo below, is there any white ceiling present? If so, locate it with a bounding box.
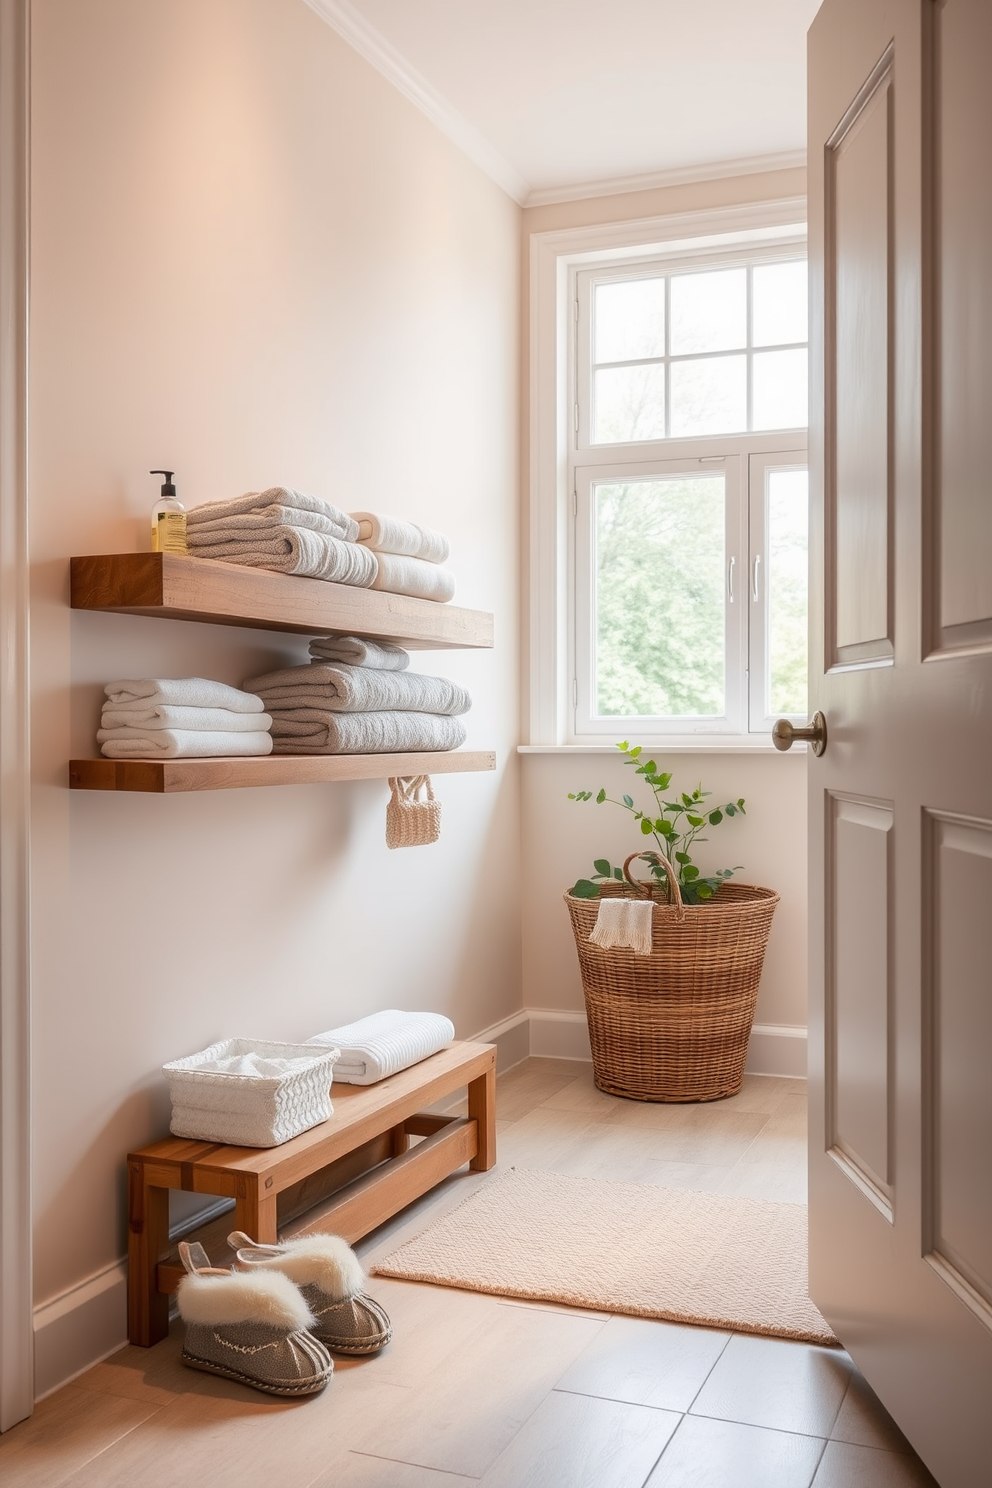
[306,0,820,205]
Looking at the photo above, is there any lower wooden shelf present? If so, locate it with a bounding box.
[68,749,496,793]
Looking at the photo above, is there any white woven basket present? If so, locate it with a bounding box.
[163,1038,340,1148]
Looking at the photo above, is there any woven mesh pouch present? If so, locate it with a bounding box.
[386,775,441,849]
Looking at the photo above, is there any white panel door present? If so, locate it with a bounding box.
[808,2,992,1484]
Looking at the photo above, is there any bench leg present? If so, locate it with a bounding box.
[467,1063,497,1171]
[128,1160,170,1347]
[234,1175,278,1244]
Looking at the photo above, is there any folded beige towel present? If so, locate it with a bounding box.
[104,678,265,712]
[351,511,449,565]
[101,705,273,733]
[268,711,466,754]
[188,487,358,542]
[186,526,377,587]
[188,505,350,544]
[370,552,455,603]
[244,662,470,717]
[308,636,409,671]
[98,729,274,759]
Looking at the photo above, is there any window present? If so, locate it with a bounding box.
[569,243,808,742]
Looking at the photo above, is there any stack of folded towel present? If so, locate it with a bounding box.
[351,511,455,603]
[186,487,377,588]
[243,636,469,754]
[306,1009,455,1085]
[98,678,273,758]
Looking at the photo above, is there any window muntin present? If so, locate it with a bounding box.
[587,256,808,447]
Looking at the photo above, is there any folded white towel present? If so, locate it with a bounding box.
[186,526,377,588]
[370,552,455,604]
[308,636,410,671]
[265,710,466,755]
[187,506,352,544]
[588,897,654,956]
[351,511,450,565]
[306,1009,455,1085]
[104,678,265,712]
[187,487,358,543]
[98,730,274,759]
[244,662,470,717]
[100,705,273,733]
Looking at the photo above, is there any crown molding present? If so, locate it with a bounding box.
[524,149,808,209]
[302,0,530,204]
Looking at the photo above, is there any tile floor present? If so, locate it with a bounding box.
[0,1059,940,1488]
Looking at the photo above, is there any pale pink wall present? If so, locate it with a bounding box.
[29,0,521,1313]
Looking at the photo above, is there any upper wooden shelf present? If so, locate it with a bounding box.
[69,749,496,794]
[69,553,494,650]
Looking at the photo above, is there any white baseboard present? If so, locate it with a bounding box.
[32,1009,807,1401]
[745,1023,808,1078]
[33,1260,128,1401]
[473,1008,806,1079]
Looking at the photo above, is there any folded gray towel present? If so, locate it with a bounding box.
[101,705,273,733]
[244,663,470,717]
[187,487,358,542]
[104,678,265,712]
[308,636,409,671]
[370,551,455,603]
[351,511,450,565]
[267,711,467,754]
[186,526,378,587]
[187,505,350,544]
[98,729,274,758]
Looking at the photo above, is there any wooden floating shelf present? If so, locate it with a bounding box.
[70,552,493,650]
[69,750,496,794]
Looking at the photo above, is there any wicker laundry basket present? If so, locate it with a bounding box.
[564,854,779,1103]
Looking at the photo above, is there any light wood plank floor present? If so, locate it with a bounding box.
[1,1059,939,1488]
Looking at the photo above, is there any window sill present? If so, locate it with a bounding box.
[518,741,807,756]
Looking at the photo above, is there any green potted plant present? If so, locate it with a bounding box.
[563,742,779,1104]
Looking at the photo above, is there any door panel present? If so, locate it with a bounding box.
[809,3,992,1483]
[827,796,892,1209]
[926,812,992,1321]
[934,0,992,648]
[827,56,893,665]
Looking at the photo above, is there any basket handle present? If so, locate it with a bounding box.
[622,852,686,923]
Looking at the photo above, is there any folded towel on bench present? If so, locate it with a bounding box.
[351,511,450,565]
[306,1009,456,1085]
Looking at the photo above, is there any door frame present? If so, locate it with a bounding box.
[0,0,33,1432]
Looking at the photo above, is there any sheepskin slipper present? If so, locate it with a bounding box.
[228,1231,393,1356]
[176,1241,333,1396]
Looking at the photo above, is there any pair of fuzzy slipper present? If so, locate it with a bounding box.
[176,1230,391,1397]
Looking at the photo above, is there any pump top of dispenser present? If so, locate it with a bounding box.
[150,469,177,499]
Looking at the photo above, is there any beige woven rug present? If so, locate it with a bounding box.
[372,1167,836,1346]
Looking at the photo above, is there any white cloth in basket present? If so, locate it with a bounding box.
[306,1010,454,1085]
[589,897,654,956]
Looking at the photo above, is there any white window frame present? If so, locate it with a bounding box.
[525,197,809,751]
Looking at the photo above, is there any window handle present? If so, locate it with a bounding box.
[727,556,736,603]
[752,554,761,602]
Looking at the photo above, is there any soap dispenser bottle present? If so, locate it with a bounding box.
[149,470,187,554]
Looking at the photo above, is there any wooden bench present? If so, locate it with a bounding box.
[127,1039,496,1347]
